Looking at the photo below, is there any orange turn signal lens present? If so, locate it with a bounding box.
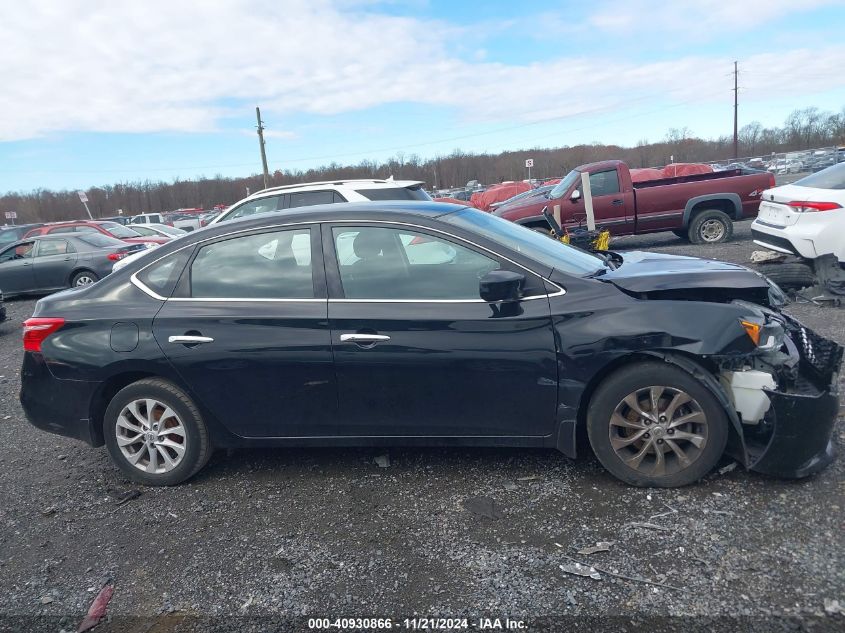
[740,320,762,346]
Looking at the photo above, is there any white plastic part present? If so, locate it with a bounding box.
[720,370,777,425]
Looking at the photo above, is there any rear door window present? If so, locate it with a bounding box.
[36,239,72,256]
[189,228,314,299]
[288,191,344,208]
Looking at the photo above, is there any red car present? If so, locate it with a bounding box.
[24,221,170,246]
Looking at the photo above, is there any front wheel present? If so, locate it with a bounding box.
[688,210,733,244]
[587,362,729,487]
[104,378,212,486]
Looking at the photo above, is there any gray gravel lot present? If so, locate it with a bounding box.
[0,220,843,632]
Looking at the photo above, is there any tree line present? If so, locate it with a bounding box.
[3,105,844,224]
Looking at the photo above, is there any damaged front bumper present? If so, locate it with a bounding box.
[719,313,843,479]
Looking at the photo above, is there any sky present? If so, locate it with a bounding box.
[1,0,844,194]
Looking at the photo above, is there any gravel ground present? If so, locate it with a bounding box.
[0,221,844,632]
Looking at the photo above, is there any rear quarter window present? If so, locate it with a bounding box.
[136,250,190,298]
[356,187,431,201]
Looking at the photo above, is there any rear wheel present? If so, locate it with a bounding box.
[587,362,728,487]
[756,262,816,290]
[688,209,733,244]
[71,270,99,287]
[104,378,211,486]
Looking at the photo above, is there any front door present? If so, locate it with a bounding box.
[325,222,558,438]
[152,224,338,437]
[0,241,36,294]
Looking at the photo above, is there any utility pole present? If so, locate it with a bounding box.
[733,61,739,160]
[256,106,270,190]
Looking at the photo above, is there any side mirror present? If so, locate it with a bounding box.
[570,189,581,202]
[479,270,525,303]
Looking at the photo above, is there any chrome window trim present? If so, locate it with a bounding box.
[129,218,566,303]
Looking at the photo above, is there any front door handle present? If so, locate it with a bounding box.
[340,333,391,344]
[611,199,624,205]
[168,335,214,345]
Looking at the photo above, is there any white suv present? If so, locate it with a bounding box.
[211,179,430,224]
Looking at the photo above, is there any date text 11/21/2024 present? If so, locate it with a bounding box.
[307,618,527,630]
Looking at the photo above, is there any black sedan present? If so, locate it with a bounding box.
[0,233,146,297]
[19,202,842,487]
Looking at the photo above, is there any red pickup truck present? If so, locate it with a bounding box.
[492,160,775,243]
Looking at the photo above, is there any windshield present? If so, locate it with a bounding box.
[443,208,605,277]
[548,169,581,199]
[357,186,432,201]
[99,222,142,238]
[792,162,845,190]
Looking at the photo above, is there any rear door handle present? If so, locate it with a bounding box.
[168,335,214,345]
[340,333,391,344]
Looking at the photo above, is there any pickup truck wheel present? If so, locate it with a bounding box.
[587,362,728,487]
[688,210,733,244]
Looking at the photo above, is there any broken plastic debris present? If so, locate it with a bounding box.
[560,562,601,580]
[824,599,844,615]
[77,584,114,632]
[115,490,141,506]
[373,454,390,468]
[623,522,672,532]
[40,596,53,605]
[577,541,615,555]
[718,462,737,475]
[750,250,787,263]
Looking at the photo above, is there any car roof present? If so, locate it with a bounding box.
[246,179,425,199]
[179,201,466,241]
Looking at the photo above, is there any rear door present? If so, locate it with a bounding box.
[151,223,338,437]
[0,241,37,294]
[324,221,558,438]
[33,238,77,289]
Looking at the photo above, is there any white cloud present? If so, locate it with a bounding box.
[0,0,842,143]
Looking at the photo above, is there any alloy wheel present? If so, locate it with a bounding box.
[609,386,709,477]
[115,398,187,474]
[74,275,96,286]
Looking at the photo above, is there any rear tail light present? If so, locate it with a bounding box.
[768,174,776,188]
[787,201,842,213]
[107,252,127,261]
[23,318,66,352]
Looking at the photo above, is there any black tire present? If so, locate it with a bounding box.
[71,270,99,287]
[671,229,688,240]
[687,209,733,244]
[756,262,816,290]
[587,362,729,487]
[104,378,212,486]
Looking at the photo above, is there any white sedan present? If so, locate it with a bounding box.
[751,163,845,263]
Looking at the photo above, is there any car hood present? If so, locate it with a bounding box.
[598,251,773,304]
